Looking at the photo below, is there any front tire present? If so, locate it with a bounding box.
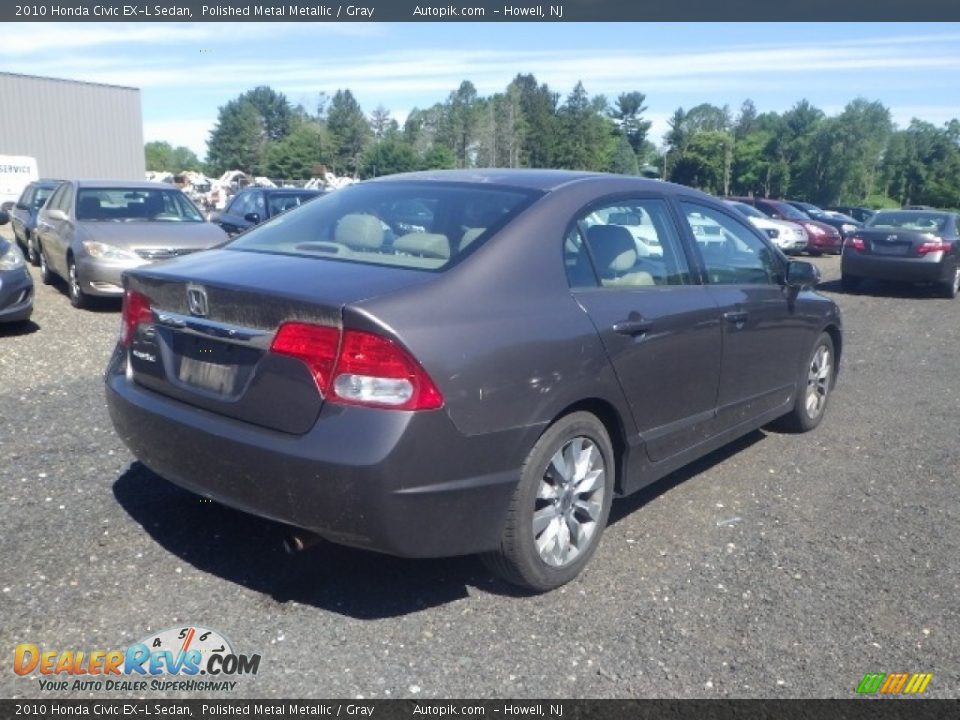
[774,332,835,433]
[39,244,55,285]
[482,411,614,592]
[67,256,89,309]
[26,233,40,266]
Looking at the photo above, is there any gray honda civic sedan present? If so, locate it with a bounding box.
[106,170,842,591]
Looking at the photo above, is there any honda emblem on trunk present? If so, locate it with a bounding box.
[186,285,208,317]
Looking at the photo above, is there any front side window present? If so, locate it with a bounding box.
[229,181,541,271]
[565,198,692,289]
[681,201,781,285]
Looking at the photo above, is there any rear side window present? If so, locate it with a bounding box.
[229,182,541,271]
[565,198,691,289]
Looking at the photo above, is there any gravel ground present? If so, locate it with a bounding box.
[1,234,958,700]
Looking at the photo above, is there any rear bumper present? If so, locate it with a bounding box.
[0,268,33,322]
[808,234,842,253]
[841,251,952,283]
[105,345,537,558]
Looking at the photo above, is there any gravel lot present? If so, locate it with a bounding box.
[2,233,958,699]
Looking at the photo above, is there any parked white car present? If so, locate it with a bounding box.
[725,200,808,255]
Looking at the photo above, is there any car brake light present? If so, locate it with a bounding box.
[270,323,443,411]
[917,238,952,255]
[121,290,152,346]
[847,236,866,251]
[270,323,341,394]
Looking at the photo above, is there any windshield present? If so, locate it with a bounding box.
[76,188,204,222]
[867,211,948,233]
[229,181,542,271]
[726,201,764,219]
[775,203,810,221]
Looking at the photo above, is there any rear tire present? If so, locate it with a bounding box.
[939,264,959,299]
[840,274,861,292]
[773,332,835,433]
[481,411,614,592]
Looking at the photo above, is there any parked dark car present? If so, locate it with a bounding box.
[35,180,228,309]
[10,179,62,266]
[105,170,842,591]
[728,197,843,255]
[841,209,960,297]
[0,211,33,324]
[827,205,875,224]
[785,200,862,239]
[211,187,323,236]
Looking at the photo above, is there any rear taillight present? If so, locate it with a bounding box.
[270,323,443,411]
[917,238,952,255]
[121,290,152,346]
[847,236,866,252]
[270,323,341,393]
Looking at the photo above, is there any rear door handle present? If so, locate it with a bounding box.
[612,318,652,336]
[724,310,749,325]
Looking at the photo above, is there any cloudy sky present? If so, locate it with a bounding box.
[3,22,959,159]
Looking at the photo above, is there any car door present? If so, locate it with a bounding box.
[12,185,33,243]
[677,199,806,428]
[217,191,256,235]
[566,196,723,463]
[36,183,66,275]
[46,182,76,276]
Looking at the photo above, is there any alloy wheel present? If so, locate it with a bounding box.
[805,345,831,419]
[533,436,606,567]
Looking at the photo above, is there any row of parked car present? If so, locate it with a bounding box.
[0,179,326,322]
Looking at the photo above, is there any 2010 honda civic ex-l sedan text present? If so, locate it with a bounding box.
[105,170,842,592]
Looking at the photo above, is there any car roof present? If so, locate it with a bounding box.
[367,168,698,195]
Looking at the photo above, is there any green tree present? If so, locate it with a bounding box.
[555,81,614,171]
[511,73,559,168]
[361,136,418,177]
[262,120,332,179]
[608,133,639,175]
[611,91,652,156]
[144,141,201,172]
[238,86,294,141]
[206,99,264,174]
[327,89,372,176]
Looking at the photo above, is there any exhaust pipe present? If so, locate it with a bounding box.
[283,530,323,554]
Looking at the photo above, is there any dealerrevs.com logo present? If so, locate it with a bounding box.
[13,626,260,693]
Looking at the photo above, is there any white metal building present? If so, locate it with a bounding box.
[0,72,145,180]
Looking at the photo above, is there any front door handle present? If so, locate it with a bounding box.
[612,318,652,336]
[724,310,749,325]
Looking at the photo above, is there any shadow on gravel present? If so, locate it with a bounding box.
[818,277,940,299]
[608,429,766,526]
[0,319,40,336]
[113,463,524,618]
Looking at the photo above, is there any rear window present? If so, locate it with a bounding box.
[867,211,948,233]
[228,181,542,271]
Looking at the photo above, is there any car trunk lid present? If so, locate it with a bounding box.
[123,249,436,433]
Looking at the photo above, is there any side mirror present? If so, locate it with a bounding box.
[1,201,15,213]
[208,212,221,223]
[244,212,261,224]
[785,260,820,290]
[0,210,9,225]
[46,208,69,222]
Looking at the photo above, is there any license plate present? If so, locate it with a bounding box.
[178,355,237,394]
[872,243,908,256]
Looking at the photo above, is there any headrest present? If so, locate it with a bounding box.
[334,214,384,250]
[393,232,450,260]
[586,224,638,275]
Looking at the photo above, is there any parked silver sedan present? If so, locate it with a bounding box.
[35,180,228,308]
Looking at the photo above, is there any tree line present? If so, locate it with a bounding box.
[144,75,960,208]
